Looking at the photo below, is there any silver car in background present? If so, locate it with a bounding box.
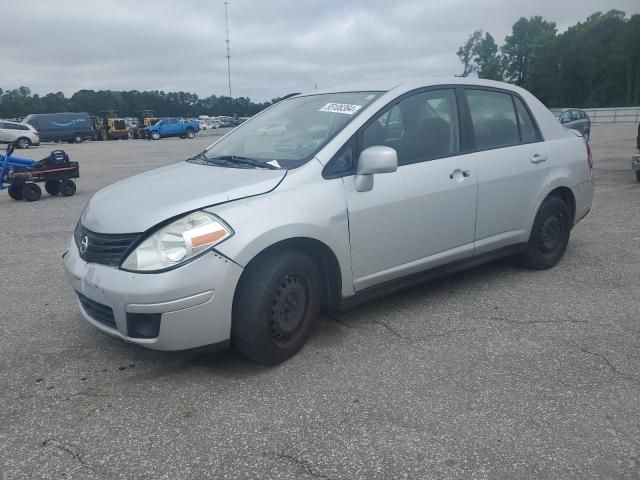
[0,119,40,148]
[64,78,594,364]
[552,108,592,141]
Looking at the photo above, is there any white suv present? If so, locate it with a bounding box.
[0,120,40,148]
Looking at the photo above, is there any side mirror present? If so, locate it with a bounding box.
[354,146,398,192]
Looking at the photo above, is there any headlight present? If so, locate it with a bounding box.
[121,211,232,272]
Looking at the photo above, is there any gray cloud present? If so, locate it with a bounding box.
[2,0,639,101]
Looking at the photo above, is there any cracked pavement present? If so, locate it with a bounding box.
[1,125,639,479]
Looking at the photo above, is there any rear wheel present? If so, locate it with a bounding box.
[8,184,23,200]
[185,128,195,139]
[520,196,571,270]
[45,180,60,196]
[22,183,42,202]
[59,179,76,196]
[232,250,321,364]
[74,134,83,144]
[15,137,31,149]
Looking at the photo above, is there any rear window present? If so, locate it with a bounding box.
[466,89,519,149]
[513,97,539,143]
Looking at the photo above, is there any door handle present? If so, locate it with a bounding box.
[531,154,547,164]
[450,169,471,181]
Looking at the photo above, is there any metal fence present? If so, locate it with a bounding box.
[581,107,640,124]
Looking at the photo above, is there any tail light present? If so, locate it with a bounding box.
[586,143,593,170]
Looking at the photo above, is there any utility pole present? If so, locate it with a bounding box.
[224,1,232,98]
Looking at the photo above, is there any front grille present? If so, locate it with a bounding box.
[76,292,117,330]
[74,222,140,267]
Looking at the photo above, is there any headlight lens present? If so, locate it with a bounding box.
[121,211,232,272]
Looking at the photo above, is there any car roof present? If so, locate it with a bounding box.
[294,77,533,98]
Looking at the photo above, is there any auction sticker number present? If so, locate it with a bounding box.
[319,103,362,115]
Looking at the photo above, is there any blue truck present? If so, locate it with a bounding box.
[143,117,199,140]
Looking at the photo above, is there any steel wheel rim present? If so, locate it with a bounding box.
[538,212,563,254]
[269,272,310,348]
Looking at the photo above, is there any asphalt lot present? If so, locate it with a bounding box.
[1,124,639,480]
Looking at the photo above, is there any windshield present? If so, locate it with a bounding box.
[196,91,382,169]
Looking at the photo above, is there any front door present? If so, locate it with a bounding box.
[343,88,478,291]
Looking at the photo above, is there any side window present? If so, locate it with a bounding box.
[570,110,580,121]
[513,96,539,143]
[171,118,178,124]
[466,89,519,149]
[361,89,460,166]
[325,137,356,177]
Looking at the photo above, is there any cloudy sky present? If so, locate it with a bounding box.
[3,0,639,101]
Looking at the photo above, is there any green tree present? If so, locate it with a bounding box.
[501,16,557,89]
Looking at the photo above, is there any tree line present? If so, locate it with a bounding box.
[457,10,640,108]
[0,87,279,120]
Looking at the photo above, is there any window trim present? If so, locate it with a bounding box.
[323,84,467,179]
[461,86,544,153]
[322,84,545,180]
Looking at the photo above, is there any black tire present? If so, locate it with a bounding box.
[45,180,60,196]
[520,196,571,270]
[232,250,322,364]
[22,183,42,202]
[151,131,161,140]
[185,128,195,139]
[8,184,23,200]
[635,170,640,182]
[74,134,83,144]
[59,179,76,196]
[15,137,31,149]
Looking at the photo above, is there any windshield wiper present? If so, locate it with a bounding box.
[205,155,279,170]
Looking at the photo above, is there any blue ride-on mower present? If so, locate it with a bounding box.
[1,143,79,201]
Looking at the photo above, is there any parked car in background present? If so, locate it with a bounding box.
[143,117,199,140]
[551,108,591,140]
[22,112,93,143]
[65,78,593,365]
[0,119,40,148]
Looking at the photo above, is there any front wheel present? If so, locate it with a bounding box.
[8,184,23,200]
[16,137,31,149]
[74,134,83,144]
[232,251,322,364]
[22,183,42,202]
[151,131,160,140]
[519,196,571,270]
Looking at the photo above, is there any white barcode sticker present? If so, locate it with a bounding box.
[318,103,362,115]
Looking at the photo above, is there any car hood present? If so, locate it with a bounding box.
[82,160,286,233]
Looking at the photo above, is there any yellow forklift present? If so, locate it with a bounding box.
[133,110,158,139]
[96,110,131,140]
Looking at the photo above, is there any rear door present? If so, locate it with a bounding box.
[462,88,548,254]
